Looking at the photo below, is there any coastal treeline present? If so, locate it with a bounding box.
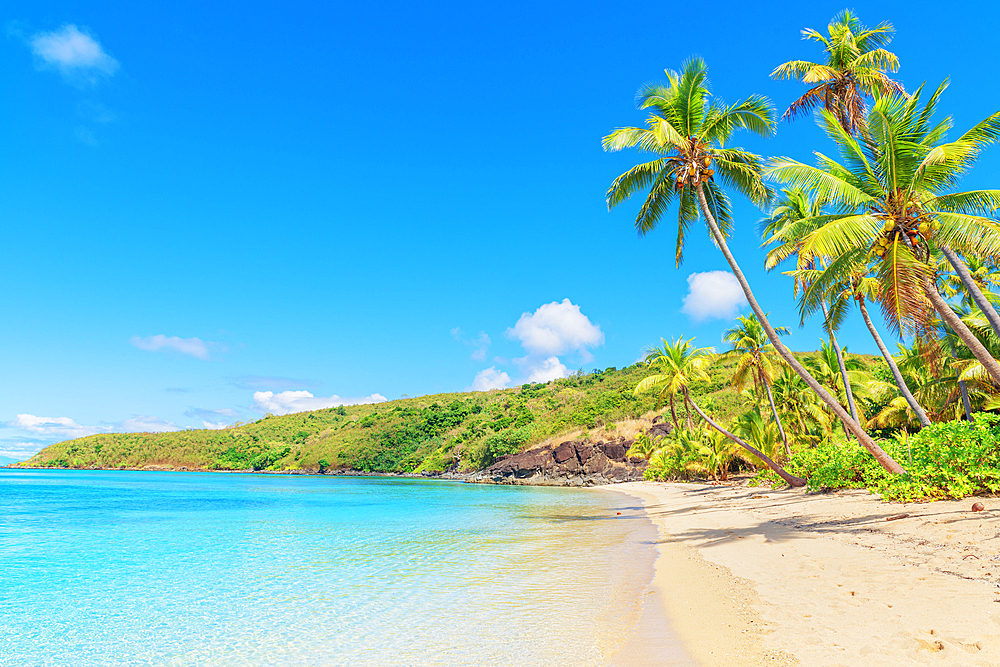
[613,11,1000,501]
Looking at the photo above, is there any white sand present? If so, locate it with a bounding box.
[611,480,1000,666]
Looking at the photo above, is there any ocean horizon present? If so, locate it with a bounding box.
[1,469,691,666]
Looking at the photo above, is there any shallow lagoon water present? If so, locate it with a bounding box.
[0,469,687,666]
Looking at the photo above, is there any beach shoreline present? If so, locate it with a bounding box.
[613,480,1000,666]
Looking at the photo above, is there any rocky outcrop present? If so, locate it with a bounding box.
[465,437,647,486]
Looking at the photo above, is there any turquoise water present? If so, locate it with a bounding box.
[0,470,685,666]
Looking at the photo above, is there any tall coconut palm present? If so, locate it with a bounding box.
[635,337,711,431]
[760,189,862,428]
[795,262,933,428]
[768,83,1000,388]
[721,314,792,456]
[805,340,873,425]
[770,366,832,440]
[604,57,905,475]
[941,254,1000,310]
[772,10,905,135]
[634,336,804,486]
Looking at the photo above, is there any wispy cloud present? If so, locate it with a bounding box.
[9,414,98,439]
[30,24,119,84]
[119,416,179,433]
[681,271,748,322]
[184,407,239,430]
[452,328,492,361]
[252,390,387,416]
[130,335,216,360]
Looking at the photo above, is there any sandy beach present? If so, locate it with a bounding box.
[610,481,1000,666]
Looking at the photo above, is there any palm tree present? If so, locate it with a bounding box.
[772,10,905,135]
[770,366,832,440]
[634,336,804,486]
[794,262,933,428]
[806,340,873,426]
[768,83,1000,388]
[604,58,905,475]
[721,314,792,456]
[634,337,698,430]
[760,189,863,430]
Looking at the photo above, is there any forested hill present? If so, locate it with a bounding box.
[21,364,659,473]
[19,352,876,474]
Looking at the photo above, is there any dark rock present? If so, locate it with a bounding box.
[648,421,672,438]
[598,441,627,461]
[553,443,575,463]
[469,437,647,487]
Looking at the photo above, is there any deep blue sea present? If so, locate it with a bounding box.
[0,470,687,666]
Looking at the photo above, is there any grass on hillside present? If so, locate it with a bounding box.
[22,356,772,474]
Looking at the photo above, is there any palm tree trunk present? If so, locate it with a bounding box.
[684,396,692,430]
[857,297,931,428]
[941,245,1000,340]
[685,389,805,487]
[821,301,859,425]
[669,394,679,432]
[947,337,974,422]
[921,275,1000,385]
[958,372,974,422]
[694,184,906,475]
[764,381,791,458]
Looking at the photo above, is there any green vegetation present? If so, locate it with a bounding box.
[26,11,1000,507]
[25,364,719,473]
[754,414,1000,502]
[606,10,1000,502]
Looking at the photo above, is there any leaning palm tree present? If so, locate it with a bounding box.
[772,10,905,135]
[634,336,804,486]
[760,189,863,431]
[635,337,698,430]
[795,262,933,428]
[604,57,905,474]
[770,366,832,441]
[805,340,872,423]
[768,83,1000,388]
[720,314,792,457]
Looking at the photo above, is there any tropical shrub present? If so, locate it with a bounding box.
[756,413,1000,501]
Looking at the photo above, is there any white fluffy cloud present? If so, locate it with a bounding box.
[466,299,602,389]
[9,414,97,439]
[203,421,229,430]
[30,25,119,80]
[681,271,748,322]
[507,298,604,360]
[130,335,212,360]
[469,367,511,391]
[252,390,387,416]
[524,356,568,383]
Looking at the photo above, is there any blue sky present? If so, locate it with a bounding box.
[3,0,999,459]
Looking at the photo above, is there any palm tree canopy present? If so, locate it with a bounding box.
[603,58,776,265]
[720,314,789,390]
[634,336,714,402]
[772,10,906,134]
[767,83,1000,336]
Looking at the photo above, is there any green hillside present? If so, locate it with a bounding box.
[20,352,880,474]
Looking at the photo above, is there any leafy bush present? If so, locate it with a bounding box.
[466,426,533,468]
[757,414,1000,501]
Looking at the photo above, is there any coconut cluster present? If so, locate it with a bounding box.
[872,217,941,258]
[675,154,715,189]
